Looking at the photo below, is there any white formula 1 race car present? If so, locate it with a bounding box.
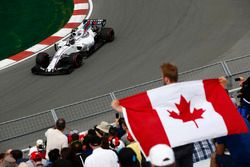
[31,19,114,75]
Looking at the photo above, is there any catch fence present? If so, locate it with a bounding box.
[1,54,249,151]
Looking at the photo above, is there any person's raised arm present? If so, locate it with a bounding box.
[218,76,227,88]
[111,99,122,112]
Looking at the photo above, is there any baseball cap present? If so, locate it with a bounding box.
[30,151,42,161]
[36,139,43,146]
[149,144,175,166]
[109,137,125,152]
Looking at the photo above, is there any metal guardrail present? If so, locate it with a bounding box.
[0,54,250,151]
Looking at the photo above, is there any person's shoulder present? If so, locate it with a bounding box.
[53,129,66,137]
[98,148,117,156]
[106,148,118,154]
[85,152,95,163]
[45,128,54,137]
[46,128,56,133]
[127,142,137,147]
[103,149,118,160]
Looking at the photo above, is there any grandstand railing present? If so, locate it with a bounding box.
[1,54,250,152]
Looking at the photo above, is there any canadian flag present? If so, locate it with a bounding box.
[119,79,248,157]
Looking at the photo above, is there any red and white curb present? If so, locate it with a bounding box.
[0,0,93,70]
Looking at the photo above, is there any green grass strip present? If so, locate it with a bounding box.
[0,0,74,60]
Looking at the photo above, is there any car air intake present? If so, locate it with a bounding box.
[77,46,82,50]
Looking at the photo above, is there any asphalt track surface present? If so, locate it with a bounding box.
[1,0,250,123]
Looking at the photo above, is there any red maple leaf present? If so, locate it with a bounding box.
[167,95,205,128]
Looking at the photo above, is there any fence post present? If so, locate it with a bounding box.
[221,61,233,89]
[50,109,58,123]
[221,61,232,76]
[109,92,117,100]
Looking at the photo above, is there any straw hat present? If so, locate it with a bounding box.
[96,121,111,133]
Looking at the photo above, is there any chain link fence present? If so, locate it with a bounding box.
[0,54,250,152]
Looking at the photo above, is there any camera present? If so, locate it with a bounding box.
[115,113,120,119]
[235,77,250,103]
[235,77,241,82]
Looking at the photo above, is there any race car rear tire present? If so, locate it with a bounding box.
[69,53,83,68]
[100,28,115,42]
[36,52,49,68]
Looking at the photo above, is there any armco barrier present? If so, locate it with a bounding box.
[113,62,228,99]
[225,55,250,89]
[0,111,54,142]
[0,54,250,151]
[225,55,250,76]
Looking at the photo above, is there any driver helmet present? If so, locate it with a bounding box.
[83,20,91,31]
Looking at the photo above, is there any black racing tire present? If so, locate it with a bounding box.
[31,65,40,74]
[100,28,115,42]
[69,52,83,68]
[80,51,90,59]
[62,67,74,74]
[36,52,49,68]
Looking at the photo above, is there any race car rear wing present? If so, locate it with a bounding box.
[83,19,106,27]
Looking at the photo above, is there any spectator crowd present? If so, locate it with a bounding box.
[1,63,250,167]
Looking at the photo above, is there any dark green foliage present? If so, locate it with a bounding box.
[0,0,74,59]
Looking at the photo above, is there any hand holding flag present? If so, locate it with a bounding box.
[111,99,122,112]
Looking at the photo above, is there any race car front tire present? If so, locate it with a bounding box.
[100,28,115,42]
[69,52,83,68]
[31,65,40,74]
[36,52,49,68]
